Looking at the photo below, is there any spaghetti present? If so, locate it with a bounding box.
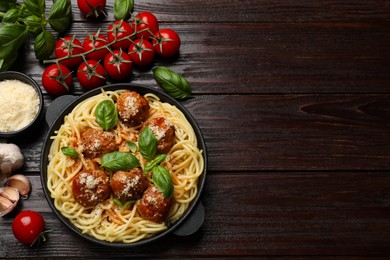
[46,89,204,243]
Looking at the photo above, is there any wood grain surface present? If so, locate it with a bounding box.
[1,0,390,258]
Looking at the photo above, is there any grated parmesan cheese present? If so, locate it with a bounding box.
[0,79,40,132]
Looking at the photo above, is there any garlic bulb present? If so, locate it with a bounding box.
[0,144,24,182]
[6,174,31,199]
[0,186,19,217]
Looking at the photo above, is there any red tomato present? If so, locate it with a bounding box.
[12,210,46,246]
[128,38,155,66]
[152,29,181,57]
[83,31,109,61]
[42,64,73,96]
[132,12,159,40]
[107,20,135,50]
[77,0,106,18]
[77,60,106,89]
[104,50,132,80]
[55,36,85,67]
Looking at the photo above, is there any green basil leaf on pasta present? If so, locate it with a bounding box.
[139,126,157,160]
[126,140,138,153]
[61,146,78,159]
[144,154,167,173]
[152,66,192,100]
[152,165,174,199]
[95,100,118,130]
[101,151,140,171]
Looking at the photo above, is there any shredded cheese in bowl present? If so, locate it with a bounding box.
[0,79,40,132]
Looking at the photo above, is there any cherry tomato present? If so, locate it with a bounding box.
[132,12,159,40]
[55,36,85,67]
[12,210,46,246]
[107,20,135,50]
[42,64,73,96]
[104,50,133,80]
[77,60,106,89]
[128,38,155,66]
[83,31,109,61]
[77,0,106,18]
[152,29,181,57]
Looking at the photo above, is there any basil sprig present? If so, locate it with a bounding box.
[95,100,118,130]
[152,165,174,199]
[0,0,71,70]
[126,140,138,153]
[152,66,192,100]
[114,0,134,20]
[101,151,140,171]
[144,154,167,173]
[139,126,158,160]
[113,198,136,209]
[61,146,78,159]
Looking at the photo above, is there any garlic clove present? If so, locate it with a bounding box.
[0,186,20,203]
[0,195,17,217]
[6,174,31,199]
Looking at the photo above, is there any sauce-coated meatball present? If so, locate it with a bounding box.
[137,185,172,222]
[81,128,117,158]
[145,117,175,154]
[72,170,110,207]
[110,168,149,202]
[117,91,150,126]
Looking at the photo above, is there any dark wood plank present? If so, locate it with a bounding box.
[18,23,390,95]
[1,173,390,257]
[10,94,390,173]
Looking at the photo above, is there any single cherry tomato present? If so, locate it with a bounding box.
[132,12,159,40]
[12,210,46,246]
[83,31,109,61]
[152,29,181,57]
[77,60,106,89]
[128,38,155,66]
[42,64,73,96]
[107,20,135,50]
[55,36,85,67]
[104,49,133,80]
[77,0,106,18]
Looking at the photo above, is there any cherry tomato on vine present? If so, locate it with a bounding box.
[77,60,106,89]
[12,210,47,246]
[152,29,181,57]
[104,49,133,80]
[77,0,106,18]
[55,36,85,67]
[128,38,155,66]
[42,64,73,96]
[83,31,109,61]
[107,20,135,50]
[132,12,159,40]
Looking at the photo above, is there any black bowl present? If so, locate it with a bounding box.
[0,71,44,139]
[40,84,207,247]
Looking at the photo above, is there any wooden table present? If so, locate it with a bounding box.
[2,0,390,258]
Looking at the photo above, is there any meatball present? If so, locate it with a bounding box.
[137,185,172,222]
[72,170,110,207]
[81,128,117,158]
[117,91,150,126]
[145,117,175,154]
[110,168,149,202]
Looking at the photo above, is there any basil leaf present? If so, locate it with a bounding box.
[113,198,136,209]
[152,165,174,199]
[114,0,133,20]
[24,15,44,33]
[3,8,19,23]
[47,0,71,33]
[0,0,17,11]
[101,151,140,171]
[152,66,192,100]
[144,154,167,173]
[61,146,78,159]
[126,140,137,153]
[95,100,118,130]
[24,0,45,18]
[139,126,157,160]
[34,29,55,60]
[0,23,28,71]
